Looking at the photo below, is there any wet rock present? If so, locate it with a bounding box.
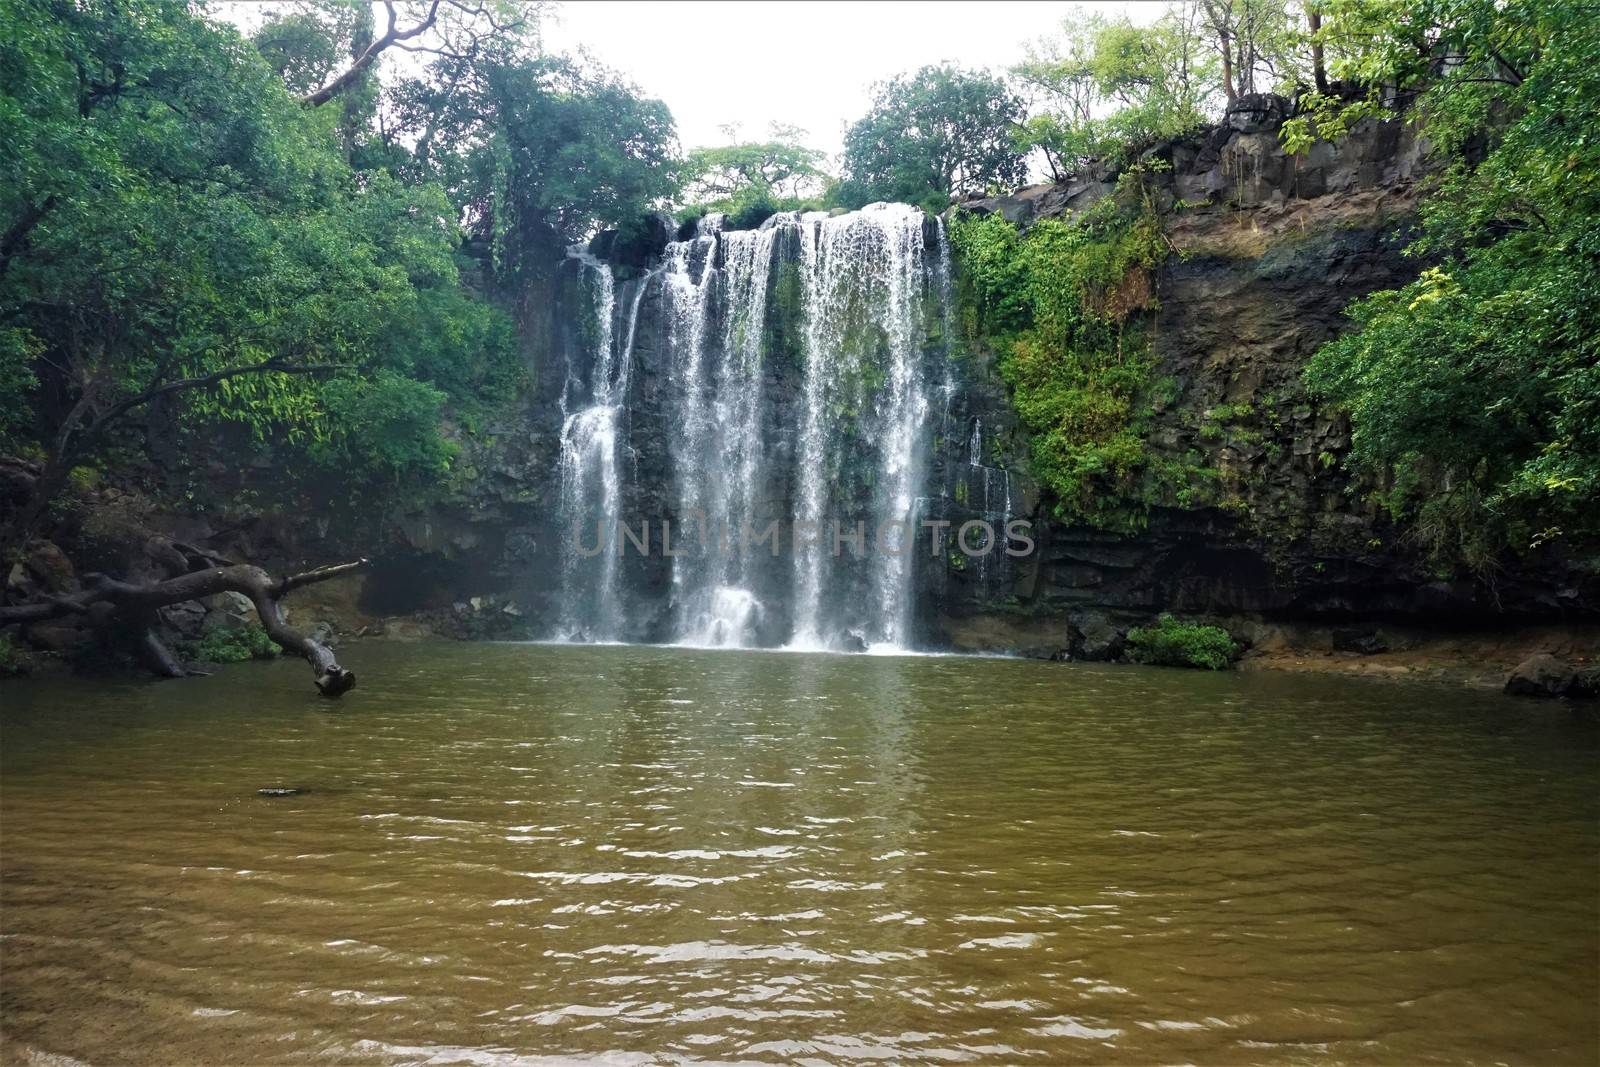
[1225,93,1290,134]
[1067,612,1126,662]
[1333,628,1389,655]
[201,607,250,633]
[1504,654,1578,698]
[1568,667,1600,700]
[25,621,89,653]
[436,593,533,640]
[204,591,254,615]
[161,600,207,637]
[25,541,76,592]
[257,787,306,797]
[7,561,36,596]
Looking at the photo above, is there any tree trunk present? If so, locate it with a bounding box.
[1306,4,1329,94]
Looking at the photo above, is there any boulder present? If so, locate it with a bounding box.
[1566,667,1600,700]
[160,600,207,637]
[1225,93,1290,134]
[7,562,36,597]
[203,591,254,615]
[1504,653,1578,698]
[25,541,76,592]
[25,622,89,653]
[1333,628,1389,655]
[1068,612,1126,661]
[201,607,250,633]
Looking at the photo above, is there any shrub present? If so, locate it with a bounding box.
[188,623,280,664]
[0,633,32,676]
[1125,614,1239,670]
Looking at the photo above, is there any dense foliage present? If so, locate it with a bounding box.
[678,125,833,230]
[1300,0,1600,570]
[1014,6,1214,173]
[949,185,1182,532]
[1014,1,1316,174]
[839,65,1028,213]
[182,622,281,664]
[396,53,679,283]
[1126,614,1240,670]
[0,0,677,536]
[943,0,1599,579]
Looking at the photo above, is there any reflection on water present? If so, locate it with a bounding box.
[1,643,1596,1064]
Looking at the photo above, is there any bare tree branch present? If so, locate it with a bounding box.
[301,0,445,108]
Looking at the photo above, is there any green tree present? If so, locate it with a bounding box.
[1300,0,1600,569]
[0,0,518,543]
[1014,7,1218,176]
[1198,0,1306,103]
[679,124,832,228]
[380,49,679,282]
[839,64,1028,212]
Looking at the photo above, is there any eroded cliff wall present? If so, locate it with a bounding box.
[937,98,1594,657]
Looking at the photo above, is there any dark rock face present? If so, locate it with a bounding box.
[1067,612,1127,662]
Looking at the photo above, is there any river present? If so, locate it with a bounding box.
[2,643,1596,1064]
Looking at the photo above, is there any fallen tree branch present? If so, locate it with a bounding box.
[1,559,369,696]
[274,558,369,596]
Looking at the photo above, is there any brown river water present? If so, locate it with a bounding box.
[1,642,1596,1065]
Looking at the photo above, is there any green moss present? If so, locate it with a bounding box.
[766,261,806,367]
[1126,614,1240,670]
[67,465,101,492]
[182,623,281,664]
[948,186,1174,532]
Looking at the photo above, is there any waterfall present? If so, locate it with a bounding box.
[659,219,779,647]
[791,204,932,650]
[556,204,945,652]
[556,253,635,642]
[661,231,718,640]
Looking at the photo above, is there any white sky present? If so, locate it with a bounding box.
[543,1,1157,158]
[216,1,1159,162]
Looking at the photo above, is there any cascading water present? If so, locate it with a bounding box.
[790,203,932,650]
[556,204,947,651]
[961,416,1016,584]
[556,252,647,642]
[659,217,781,647]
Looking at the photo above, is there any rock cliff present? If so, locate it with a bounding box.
[937,96,1595,656]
